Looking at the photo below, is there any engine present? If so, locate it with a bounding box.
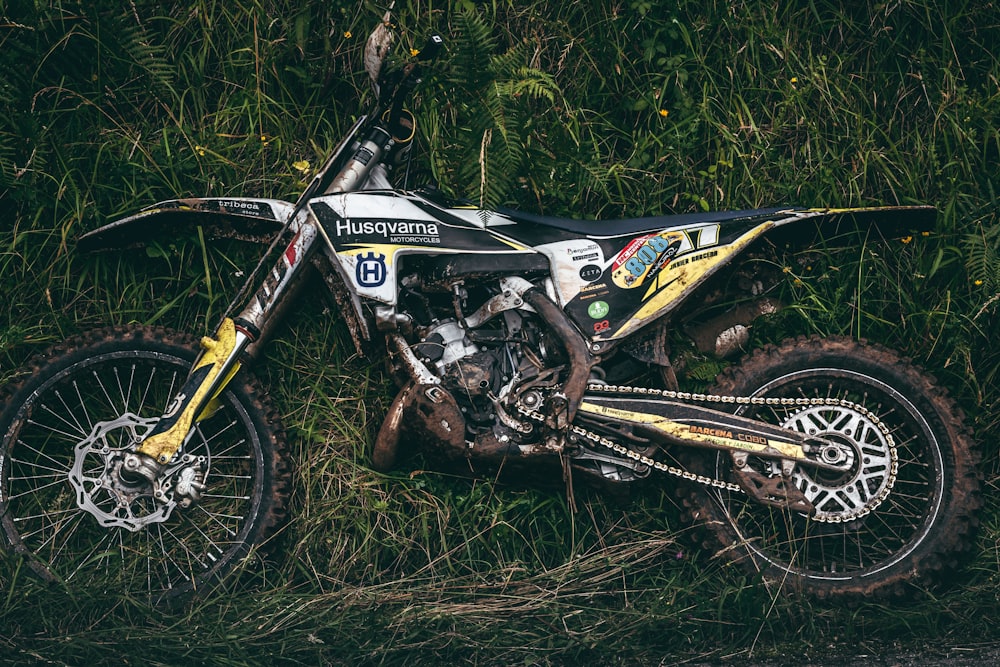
[386,269,645,484]
[393,269,563,439]
[412,307,552,433]
[413,319,504,425]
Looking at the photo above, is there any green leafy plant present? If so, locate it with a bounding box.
[964,220,1000,294]
[421,8,563,209]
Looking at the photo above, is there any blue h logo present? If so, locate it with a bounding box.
[356,252,387,287]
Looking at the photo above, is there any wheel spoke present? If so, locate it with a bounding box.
[693,338,974,598]
[33,404,88,440]
[92,369,121,415]
[70,381,95,433]
[0,330,283,600]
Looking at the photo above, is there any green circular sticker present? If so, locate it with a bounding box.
[588,300,609,319]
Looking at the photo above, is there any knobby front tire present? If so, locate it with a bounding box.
[0,327,291,601]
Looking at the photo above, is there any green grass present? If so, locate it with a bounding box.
[3,0,1000,664]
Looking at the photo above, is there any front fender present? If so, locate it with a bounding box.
[77,197,297,252]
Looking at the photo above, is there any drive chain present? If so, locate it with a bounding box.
[515,383,899,523]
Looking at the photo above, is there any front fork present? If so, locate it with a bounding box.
[121,219,321,490]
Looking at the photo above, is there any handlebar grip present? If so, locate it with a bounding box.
[416,34,444,62]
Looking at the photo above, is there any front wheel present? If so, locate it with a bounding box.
[0,327,291,601]
[685,336,981,599]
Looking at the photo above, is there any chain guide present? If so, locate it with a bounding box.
[516,382,899,523]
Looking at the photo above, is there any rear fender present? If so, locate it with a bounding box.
[767,205,936,245]
[679,205,937,357]
[77,197,298,252]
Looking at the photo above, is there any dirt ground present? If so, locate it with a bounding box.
[681,642,1000,667]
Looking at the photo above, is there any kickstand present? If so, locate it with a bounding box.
[561,450,578,516]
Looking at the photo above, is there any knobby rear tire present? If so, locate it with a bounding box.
[0,327,291,602]
[684,335,981,599]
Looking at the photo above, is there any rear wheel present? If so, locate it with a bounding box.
[686,336,981,598]
[0,327,291,601]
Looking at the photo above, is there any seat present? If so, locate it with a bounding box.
[496,205,796,238]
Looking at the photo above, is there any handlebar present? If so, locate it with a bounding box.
[416,34,445,62]
[321,33,445,195]
[379,34,445,121]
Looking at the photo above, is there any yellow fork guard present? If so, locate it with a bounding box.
[137,318,241,464]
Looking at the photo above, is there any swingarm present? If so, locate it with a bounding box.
[576,393,855,474]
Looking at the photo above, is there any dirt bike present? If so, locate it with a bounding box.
[0,18,981,603]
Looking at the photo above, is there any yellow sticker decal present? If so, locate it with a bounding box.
[611,230,686,289]
[611,221,774,339]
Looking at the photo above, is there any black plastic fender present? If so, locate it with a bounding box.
[77,197,296,252]
[765,205,937,245]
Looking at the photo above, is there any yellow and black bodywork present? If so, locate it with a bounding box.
[80,191,934,473]
[81,191,934,357]
[135,318,244,465]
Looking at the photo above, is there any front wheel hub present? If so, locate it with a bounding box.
[120,451,163,485]
[68,414,179,532]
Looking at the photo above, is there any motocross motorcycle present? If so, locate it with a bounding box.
[0,18,981,603]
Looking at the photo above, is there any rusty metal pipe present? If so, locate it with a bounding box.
[521,288,593,427]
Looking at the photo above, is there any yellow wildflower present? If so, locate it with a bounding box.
[900,235,913,244]
[292,160,311,173]
[974,279,984,286]
[344,31,352,39]
[659,109,669,117]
